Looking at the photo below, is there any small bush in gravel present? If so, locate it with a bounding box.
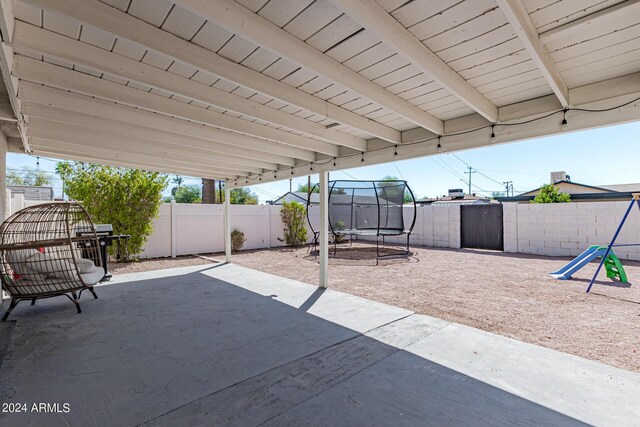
[231,228,246,252]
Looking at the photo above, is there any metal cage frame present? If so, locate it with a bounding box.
[0,202,103,321]
[307,179,417,262]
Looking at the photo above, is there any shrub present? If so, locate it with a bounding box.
[280,201,308,246]
[334,220,346,243]
[231,228,246,252]
[532,184,571,203]
[56,162,167,262]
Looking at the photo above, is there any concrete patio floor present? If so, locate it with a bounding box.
[1,264,639,426]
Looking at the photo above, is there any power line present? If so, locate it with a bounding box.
[449,152,504,186]
[6,168,58,175]
[432,157,466,181]
[431,158,488,194]
[251,186,278,198]
[339,170,358,180]
[392,162,406,180]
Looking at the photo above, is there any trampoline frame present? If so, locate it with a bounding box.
[306,179,417,262]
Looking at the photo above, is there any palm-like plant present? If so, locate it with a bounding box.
[171,175,184,196]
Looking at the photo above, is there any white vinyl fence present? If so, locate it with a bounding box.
[141,202,321,258]
[140,202,460,258]
[7,193,48,216]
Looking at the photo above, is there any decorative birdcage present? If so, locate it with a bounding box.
[0,202,104,321]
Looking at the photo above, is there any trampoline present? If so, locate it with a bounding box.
[307,180,417,261]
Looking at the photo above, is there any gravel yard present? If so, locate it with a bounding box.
[113,243,640,372]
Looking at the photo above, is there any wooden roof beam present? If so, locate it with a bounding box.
[329,0,498,122]
[540,0,640,44]
[15,59,327,159]
[24,111,267,175]
[29,141,244,180]
[18,81,315,167]
[21,0,392,145]
[14,60,311,165]
[26,122,275,174]
[12,22,341,155]
[19,84,294,169]
[175,0,443,135]
[496,0,569,107]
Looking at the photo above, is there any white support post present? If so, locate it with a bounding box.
[0,132,6,223]
[170,199,177,258]
[224,187,231,263]
[266,205,271,249]
[319,171,329,288]
[0,133,6,304]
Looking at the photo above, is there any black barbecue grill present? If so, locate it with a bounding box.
[76,224,130,282]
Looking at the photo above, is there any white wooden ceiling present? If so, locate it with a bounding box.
[1,0,639,185]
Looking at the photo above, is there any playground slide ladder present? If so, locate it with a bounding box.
[603,252,627,283]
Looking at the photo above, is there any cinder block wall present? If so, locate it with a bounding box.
[502,201,640,261]
[356,205,461,249]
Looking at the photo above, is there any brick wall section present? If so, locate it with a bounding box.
[449,205,461,248]
[356,205,461,249]
[503,201,640,261]
[502,203,518,253]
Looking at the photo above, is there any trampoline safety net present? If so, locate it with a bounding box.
[328,180,410,235]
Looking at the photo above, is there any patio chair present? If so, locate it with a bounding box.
[0,202,104,321]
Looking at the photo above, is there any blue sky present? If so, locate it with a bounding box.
[7,120,640,202]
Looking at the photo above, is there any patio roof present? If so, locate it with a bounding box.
[0,0,638,185]
[1,264,639,425]
[1,0,639,286]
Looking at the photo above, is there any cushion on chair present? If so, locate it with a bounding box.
[75,258,98,274]
[6,249,48,282]
[79,266,105,286]
[24,252,79,281]
[6,249,103,285]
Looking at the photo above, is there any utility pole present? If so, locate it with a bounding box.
[464,166,476,195]
[503,181,513,197]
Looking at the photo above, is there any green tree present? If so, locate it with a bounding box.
[532,184,571,204]
[297,182,319,194]
[491,191,505,199]
[170,175,184,196]
[173,184,202,203]
[280,201,307,246]
[7,167,53,186]
[220,187,259,205]
[56,162,168,261]
[6,170,26,185]
[380,175,413,204]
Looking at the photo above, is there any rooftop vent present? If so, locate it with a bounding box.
[550,171,568,184]
[448,188,465,198]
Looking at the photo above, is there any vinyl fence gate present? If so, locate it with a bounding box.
[460,204,504,251]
